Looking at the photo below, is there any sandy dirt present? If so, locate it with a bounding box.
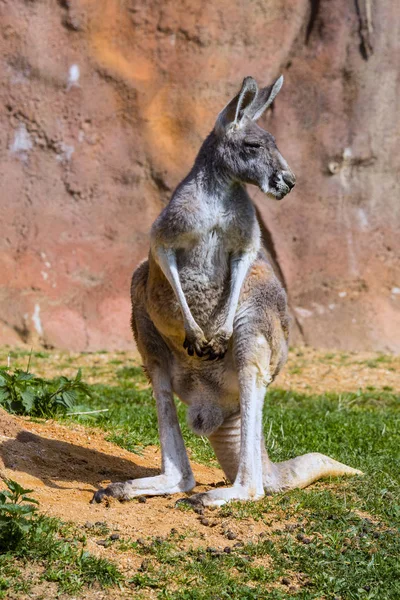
[0,411,286,578]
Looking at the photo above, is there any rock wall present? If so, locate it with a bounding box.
[0,0,399,352]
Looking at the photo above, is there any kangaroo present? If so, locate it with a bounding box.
[92,75,362,507]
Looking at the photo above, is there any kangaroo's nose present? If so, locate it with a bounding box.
[282,171,296,190]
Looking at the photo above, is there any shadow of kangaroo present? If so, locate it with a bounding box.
[1,431,158,490]
[93,75,362,507]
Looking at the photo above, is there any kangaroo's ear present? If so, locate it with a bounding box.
[248,75,284,121]
[216,76,258,131]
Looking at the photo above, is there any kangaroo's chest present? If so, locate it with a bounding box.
[177,202,251,275]
[178,228,229,277]
[177,210,247,317]
[148,193,259,337]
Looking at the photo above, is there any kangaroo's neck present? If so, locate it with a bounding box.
[177,131,247,206]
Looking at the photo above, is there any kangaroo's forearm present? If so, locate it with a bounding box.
[224,250,256,328]
[153,245,200,333]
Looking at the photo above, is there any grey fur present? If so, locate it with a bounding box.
[187,402,224,436]
[92,76,362,507]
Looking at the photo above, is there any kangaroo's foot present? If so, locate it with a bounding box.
[203,427,362,507]
[176,453,363,508]
[177,484,264,508]
[92,472,196,504]
[264,452,363,493]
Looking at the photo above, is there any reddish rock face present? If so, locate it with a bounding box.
[0,0,399,352]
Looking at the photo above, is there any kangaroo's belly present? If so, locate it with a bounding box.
[178,231,230,327]
[171,349,240,411]
[148,232,231,337]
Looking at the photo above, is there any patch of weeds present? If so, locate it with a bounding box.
[0,556,31,599]
[0,480,122,598]
[0,479,122,595]
[0,367,91,418]
[44,551,122,593]
[0,479,39,552]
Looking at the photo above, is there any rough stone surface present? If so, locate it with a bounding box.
[0,0,399,351]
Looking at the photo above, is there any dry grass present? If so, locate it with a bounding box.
[1,346,399,393]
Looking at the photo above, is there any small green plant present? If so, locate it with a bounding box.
[0,479,122,594]
[0,368,91,418]
[0,479,38,552]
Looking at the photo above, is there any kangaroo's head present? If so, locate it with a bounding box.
[214,75,295,200]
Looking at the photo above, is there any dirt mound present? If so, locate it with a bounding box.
[0,410,275,559]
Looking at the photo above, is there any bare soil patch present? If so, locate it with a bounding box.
[0,411,282,567]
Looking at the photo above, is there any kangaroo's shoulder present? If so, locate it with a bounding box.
[151,179,204,244]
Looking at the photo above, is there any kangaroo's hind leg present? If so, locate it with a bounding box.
[92,307,195,503]
[180,319,272,507]
[178,305,362,508]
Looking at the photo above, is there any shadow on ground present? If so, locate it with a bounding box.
[1,430,158,492]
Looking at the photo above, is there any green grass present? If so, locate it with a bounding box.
[114,512,400,599]
[0,366,92,418]
[125,535,286,599]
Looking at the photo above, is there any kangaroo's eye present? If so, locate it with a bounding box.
[244,141,262,149]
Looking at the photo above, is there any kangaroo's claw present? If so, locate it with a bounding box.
[175,495,205,509]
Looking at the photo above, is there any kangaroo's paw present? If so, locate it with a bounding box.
[183,325,210,358]
[265,452,363,493]
[183,324,232,360]
[203,326,233,361]
[91,473,196,504]
[177,485,264,508]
